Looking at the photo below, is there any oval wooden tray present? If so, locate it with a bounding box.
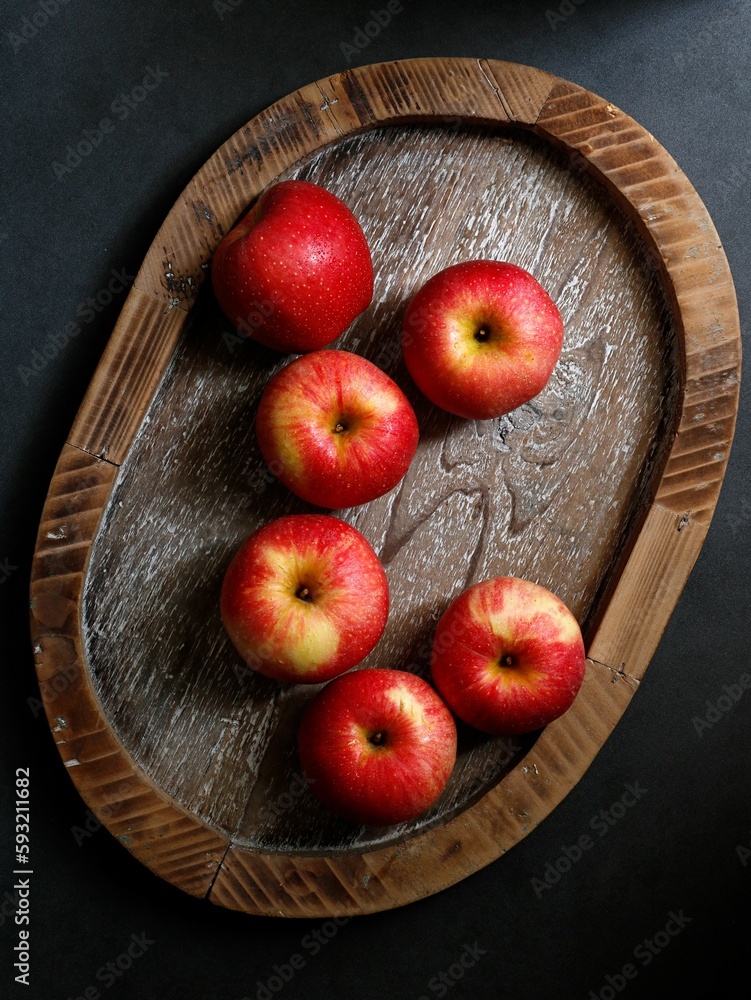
[30,58,740,917]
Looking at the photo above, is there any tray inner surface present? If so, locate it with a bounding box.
[83,125,678,854]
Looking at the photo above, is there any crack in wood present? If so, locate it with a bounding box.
[587,656,640,686]
[66,441,121,468]
[477,59,513,120]
[205,841,232,900]
[314,82,345,138]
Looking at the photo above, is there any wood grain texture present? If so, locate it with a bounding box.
[69,288,186,464]
[30,445,228,897]
[29,58,741,917]
[83,125,676,856]
[535,80,741,524]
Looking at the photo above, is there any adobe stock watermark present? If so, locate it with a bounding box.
[714,156,751,201]
[27,654,79,718]
[736,832,751,867]
[464,735,524,801]
[52,66,169,181]
[242,457,284,498]
[0,556,19,583]
[587,909,692,999]
[256,771,313,825]
[243,917,351,1000]
[727,495,751,535]
[7,0,71,53]
[545,0,587,31]
[214,0,244,19]
[340,0,407,63]
[530,781,647,898]
[222,299,275,354]
[402,608,468,674]
[368,333,401,375]
[672,2,747,70]
[416,941,486,999]
[0,890,23,930]
[691,670,751,738]
[18,267,134,385]
[64,932,155,1000]
[231,636,281,683]
[70,782,132,846]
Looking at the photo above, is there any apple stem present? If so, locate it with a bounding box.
[500,654,514,667]
[474,326,491,342]
[333,422,347,434]
[296,586,312,602]
[369,731,386,746]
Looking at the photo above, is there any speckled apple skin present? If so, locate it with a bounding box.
[220,514,388,683]
[298,668,457,826]
[430,576,586,735]
[402,260,564,420]
[256,350,419,509]
[211,179,374,353]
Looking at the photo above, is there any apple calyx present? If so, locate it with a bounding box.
[368,730,387,747]
[499,654,515,667]
[295,584,313,602]
[467,315,506,349]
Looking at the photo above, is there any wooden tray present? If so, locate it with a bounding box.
[30,58,740,917]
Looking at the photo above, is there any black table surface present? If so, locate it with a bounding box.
[2,2,750,998]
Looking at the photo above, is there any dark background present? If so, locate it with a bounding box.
[2,1,750,998]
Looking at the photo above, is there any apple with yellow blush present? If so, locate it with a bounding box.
[402,260,564,420]
[256,350,419,509]
[430,576,586,735]
[220,514,388,684]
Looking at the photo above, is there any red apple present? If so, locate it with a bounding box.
[256,349,419,509]
[220,514,388,684]
[401,260,564,419]
[211,179,373,352]
[430,576,586,735]
[298,668,457,826]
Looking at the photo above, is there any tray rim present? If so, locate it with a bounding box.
[29,57,741,917]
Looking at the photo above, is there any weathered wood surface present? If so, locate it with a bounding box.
[29,58,741,916]
[30,445,228,898]
[84,125,676,854]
